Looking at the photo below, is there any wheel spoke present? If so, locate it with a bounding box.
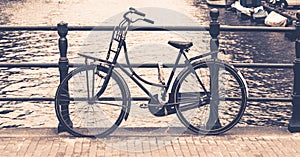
[55,65,128,137]
[175,61,247,135]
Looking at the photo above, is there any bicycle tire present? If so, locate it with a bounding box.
[173,60,247,135]
[55,65,130,137]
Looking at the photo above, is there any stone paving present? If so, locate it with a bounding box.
[0,127,300,157]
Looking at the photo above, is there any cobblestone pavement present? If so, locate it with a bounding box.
[0,127,299,157]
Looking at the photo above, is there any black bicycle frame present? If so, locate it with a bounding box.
[116,41,187,103]
[93,23,218,105]
[98,39,214,105]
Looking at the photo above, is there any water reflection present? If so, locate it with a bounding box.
[0,0,14,25]
[213,8,294,127]
[0,0,295,128]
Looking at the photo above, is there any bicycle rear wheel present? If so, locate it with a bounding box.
[173,60,247,135]
[55,65,129,137]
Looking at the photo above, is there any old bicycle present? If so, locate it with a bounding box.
[55,8,248,137]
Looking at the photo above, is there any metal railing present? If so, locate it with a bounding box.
[0,8,300,132]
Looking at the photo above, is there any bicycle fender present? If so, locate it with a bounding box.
[236,70,249,98]
[206,60,249,98]
[210,60,249,99]
[112,69,132,121]
[218,60,249,98]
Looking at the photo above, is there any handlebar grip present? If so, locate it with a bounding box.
[129,7,136,11]
[129,7,145,17]
[144,18,154,24]
[134,10,146,17]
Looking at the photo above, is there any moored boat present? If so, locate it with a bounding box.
[206,0,236,7]
[231,0,268,22]
[264,11,288,26]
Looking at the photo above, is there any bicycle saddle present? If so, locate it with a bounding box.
[168,41,193,50]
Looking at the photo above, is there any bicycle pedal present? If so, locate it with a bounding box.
[139,104,148,109]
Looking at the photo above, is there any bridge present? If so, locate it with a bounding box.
[0,8,299,132]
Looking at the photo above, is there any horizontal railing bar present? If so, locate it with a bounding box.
[0,63,85,68]
[0,97,54,101]
[0,25,210,31]
[0,26,57,31]
[0,97,151,101]
[0,97,291,102]
[130,26,296,32]
[0,25,296,32]
[232,63,293,69]
[0,63,293,69]
[220,25,295,32]
[98,97,150,101]
[65,25,298,32]
[0,63,59,68]
[118,63,187,68]
[129,26,209,31]
[248,97,292,102]
[0,97,150,101]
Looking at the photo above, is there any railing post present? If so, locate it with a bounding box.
[209,8,220,59]
[206,8,222,130]
[58,22,69,82]
[288,11,300,132]
[57,22,70,133]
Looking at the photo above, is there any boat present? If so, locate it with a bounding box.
[207,0,227,6]
[206,0,236,7]
[252,7,269,23]
[231,0,268,22]
[231,1,252,18]
[262,2,295,26]
[264,11,288,26]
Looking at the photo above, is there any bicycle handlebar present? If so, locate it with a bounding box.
[129,7,146,17]
[143,18,154,24]
[124,7,155,24]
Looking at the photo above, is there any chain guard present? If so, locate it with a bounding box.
[148,94,177,117]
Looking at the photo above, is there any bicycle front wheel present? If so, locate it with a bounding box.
[55,65,129,137]
[173,60,247,135]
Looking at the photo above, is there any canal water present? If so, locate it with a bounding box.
[0,0,295,129]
